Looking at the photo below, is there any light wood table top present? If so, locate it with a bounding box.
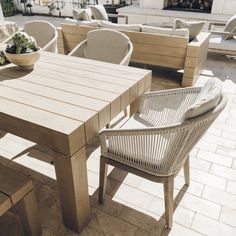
[0,51,152,232]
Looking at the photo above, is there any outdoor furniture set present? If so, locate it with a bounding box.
[0,12,228,234]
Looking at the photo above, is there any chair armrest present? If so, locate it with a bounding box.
[208,22,226,30]
[42,30,58,53]
[119,41,133,66]
[68,40,87,57]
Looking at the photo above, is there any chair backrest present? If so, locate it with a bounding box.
[24,20,56,51]
[84,29,132,65]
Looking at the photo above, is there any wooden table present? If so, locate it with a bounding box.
[0,52,151,232]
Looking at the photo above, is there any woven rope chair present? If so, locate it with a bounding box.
[98,79,227,229]
[69,28,133,118]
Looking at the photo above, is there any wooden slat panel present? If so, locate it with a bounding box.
[0,97,85,155]
[0,192,11,216]
[0,165,33,205]
[133,42,187,57]
[61,24,97,35]
[132,51,185,69]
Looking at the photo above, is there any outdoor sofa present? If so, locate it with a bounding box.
[57,21,210,87]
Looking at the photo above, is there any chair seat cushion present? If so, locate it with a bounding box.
[209,34,236,51]
[100,21,141,32]
[142,25,189,37]
[183,78,222,120]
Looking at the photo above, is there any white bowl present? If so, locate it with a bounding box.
[5,48,41,70]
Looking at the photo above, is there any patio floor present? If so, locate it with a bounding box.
[1,14,236,236]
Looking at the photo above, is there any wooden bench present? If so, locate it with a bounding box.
[57,24,210,87]
[0,164,42,236]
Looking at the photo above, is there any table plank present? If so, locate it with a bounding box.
[0,97,85,155]
[0,192,11,217]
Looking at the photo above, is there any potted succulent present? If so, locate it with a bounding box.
[4,32,41,70]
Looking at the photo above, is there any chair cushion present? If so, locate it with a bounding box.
[142,25,189,37]
[64,18,100,27]
[209,34,236,51]
[224,15,236,40]
[183,78,222,120]
[85,29,130,64]
[100,21,141,32]
[174,19,205,41]
[73,9,91,21]
[90,5,108,21]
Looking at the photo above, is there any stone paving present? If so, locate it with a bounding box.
[1,15,236,236]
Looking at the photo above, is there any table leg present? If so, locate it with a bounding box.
[53,146,90,233]
[130,96,141,117]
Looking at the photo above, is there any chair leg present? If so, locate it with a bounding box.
[163,176,174,229]
[99,157,108,204]
[14,190,42,236]
[184,156,190,186]
[124,108,128,116]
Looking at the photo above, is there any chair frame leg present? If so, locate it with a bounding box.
[99,157,108,204]
[184,156,190,186]
[163,176,174,229]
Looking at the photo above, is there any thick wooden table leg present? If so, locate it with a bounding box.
[130,96,141,117]
[53,146,90,233]
[14,190,42,236]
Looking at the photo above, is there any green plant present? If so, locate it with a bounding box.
[6,32,38,54]
[0,0,15,17]
[0,50,9,65]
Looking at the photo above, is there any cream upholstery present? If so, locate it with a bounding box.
[142,25,189,37]
[99,78,227,229]
[69,29,133,66]
[72,8,92,21]
[24,21,57,53]
[174,19,205,41]
[100,21,141,32]
[90,5,108,21]
[183,78,222,120]
[65,18,100,27]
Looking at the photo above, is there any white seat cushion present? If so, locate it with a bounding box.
[209,34,236,51]
[142,25,189,37]
[100,21,141,32]
[64,18,100,27]
[85,29,130,64]
[183,78,222,120]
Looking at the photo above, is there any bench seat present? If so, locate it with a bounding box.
[0,164,41,236]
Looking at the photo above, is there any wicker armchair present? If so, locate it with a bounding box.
[24,21,58,53]
[99,79,227,229]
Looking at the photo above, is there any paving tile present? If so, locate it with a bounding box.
[188,168,227,191]
[202,185,236,210]
[88,208,138,235]
[166,223,203,236]
[232,160,236,170]
[216,145,236,159]
[202,134,236,149]
[192,213,236,236]
[222,130,236,141]
[119,205,165,234]
[113,183,154,210]
[175,192,221,220]
[226,180,236,195]
[190,156,212,172]
[210,164,236,181]
[197,150,232,167]
[220,207,236,228]
[195,140,217,152]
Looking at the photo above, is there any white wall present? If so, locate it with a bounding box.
[0,4,4,21]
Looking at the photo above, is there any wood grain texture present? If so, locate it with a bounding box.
[0,192,12,216]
